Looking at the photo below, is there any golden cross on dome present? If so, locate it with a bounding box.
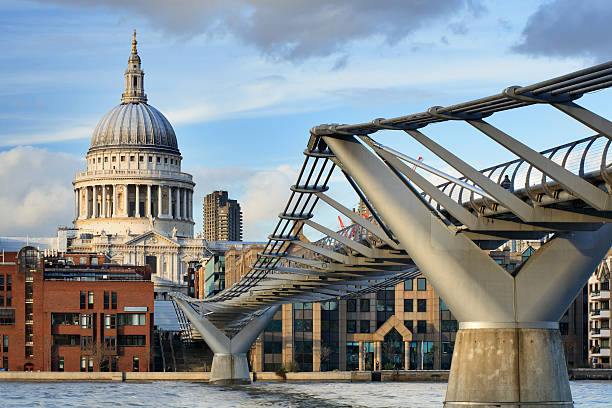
[132,29,137,54]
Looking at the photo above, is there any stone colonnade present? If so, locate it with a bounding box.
[75,183,193,221]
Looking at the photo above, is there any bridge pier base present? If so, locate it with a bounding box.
[445,327,572,408]
[210,353,251,385]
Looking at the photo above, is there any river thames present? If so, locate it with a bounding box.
[0,381,609,407]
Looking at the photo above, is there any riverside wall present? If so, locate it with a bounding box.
[0,369,608,382]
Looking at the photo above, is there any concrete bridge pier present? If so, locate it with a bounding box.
[174,300,279,385]
[323,134,612,407]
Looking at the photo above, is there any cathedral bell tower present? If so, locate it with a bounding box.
[121,30,147,104]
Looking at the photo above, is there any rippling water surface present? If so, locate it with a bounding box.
[0,381,609,407]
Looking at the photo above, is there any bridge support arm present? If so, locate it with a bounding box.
[174,298,279,384]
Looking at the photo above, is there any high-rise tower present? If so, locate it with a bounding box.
[203,191,243,241]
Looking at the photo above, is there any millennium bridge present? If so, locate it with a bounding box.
[172,61,612,407]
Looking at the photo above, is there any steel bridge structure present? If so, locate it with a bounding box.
[172,61,612,407]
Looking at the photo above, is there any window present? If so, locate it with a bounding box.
[97,157,101,163]
[80,336,93,351]
[1,356,7,370]
[120,156,125,162]
[53,335,80,346]
[417,320,427,334]
[440,299,449,311]
[360,320,370,333]
[5,295,10,307]
[417,299,427,312]
[140,156,144,162]
[58,356,64,372]
[117,313,145,326]
[347,320,356,333]
[3,335,8,352]
[111,292,117,309]
[417,278,426,291]
[104,291,109,309]
[0,295,3,307]
[404,320,413,332]
[170,159,174,164]
[52,313,80,326]
[104,336,116,349]
[347,299,356,312]
[5,276,10,291]
[81,314,92,329]
[0,309,14,326]
[359,299,370,312]
[0,275,4,290]
[104,314,116,329]
[164,158,168,164]
[148,156,152,163]
[104,157,108,162]
[442,320,458,332]
[404,299,413,312]
[111,156,116,162]
[133,357,140,372]
[156,157,160,163]
[79,257,87,265]
[118,335,146,346]
[404,279,413,291]
[81,356,87,372]
[80,291,86,309]
[130,156,135,162]
[88,291,94,309]
[91,257,98,265]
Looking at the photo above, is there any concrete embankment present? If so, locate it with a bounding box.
[0,369,608,382]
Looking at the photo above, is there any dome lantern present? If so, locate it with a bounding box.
[121,29,147,104]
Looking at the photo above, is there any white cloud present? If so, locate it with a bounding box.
[0,124,93,147]
[0,146,80,236]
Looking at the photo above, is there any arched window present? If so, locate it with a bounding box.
[133,77,138,88]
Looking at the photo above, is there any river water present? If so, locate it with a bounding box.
[0,381,609,407]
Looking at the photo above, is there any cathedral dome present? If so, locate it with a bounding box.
[88,30,179,154]
[89,102,179,153]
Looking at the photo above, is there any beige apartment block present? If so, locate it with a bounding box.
[588,251,611,368]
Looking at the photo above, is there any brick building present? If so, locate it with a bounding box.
[0,247,153,372]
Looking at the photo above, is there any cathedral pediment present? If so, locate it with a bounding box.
[124,231,180,247]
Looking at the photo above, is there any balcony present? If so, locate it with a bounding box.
[25,320,33,325]
[591,290,611,300]
[25,341,33,347]
[591,346,611,357]
[25,276,33,282]
[75,168,193,183]
[591,329,611,338]
[591,309,611,319]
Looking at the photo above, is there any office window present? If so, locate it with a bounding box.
[360,320,370,333]
[359,299,370,312]
[164,158,168,164]
[104,314,116,329]
[88,291,94,309]
[417,320,427,333]
[53,335,80,346]
[81,314,92,329]
[417,278,426,291]
[52,313,80,326]
[2,356,7,370]
[81,356,87,372]
[417,299,427,312]
[133,357,139,372]
[156,157,160,163]
[118,335,146,346]
[118,313,146,326]
[0,275,4,290]
[148,156,152,162]
[5,295,10,307]
[104,336,116,349]
[0,295,3,307]
[0,309,15,325]
[404,320,413,332]
[79,257,87,265]
[404,299,413,312]
[404,279,413,291]
[442,320,458,332]
[80,291,86,309]
[3,335,7,352]
[111,292,117,309]
[442,342,454,354]
[347,320,356,333]
[80,336,93,351]
[5,276,10,291]
[104,291,109,309]
[347,299,356,312]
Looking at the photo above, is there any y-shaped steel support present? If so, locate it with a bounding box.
[174,299,279,384]
[324,135,611,407]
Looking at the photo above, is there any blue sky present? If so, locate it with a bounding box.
[1,0,611,239]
